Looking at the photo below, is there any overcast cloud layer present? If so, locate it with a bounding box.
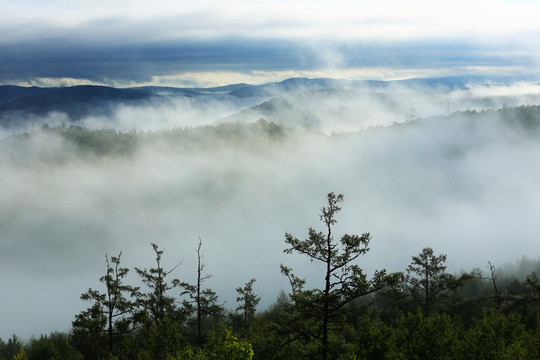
[2,0,540,86]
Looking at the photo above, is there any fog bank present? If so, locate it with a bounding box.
[1,105,540,338]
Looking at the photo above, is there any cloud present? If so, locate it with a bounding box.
[2,0,540,86]
[2,38,538,87]
[0,40,303,84]
[4,0,540,43]
[77,95,264,131]
[4,65,534,89]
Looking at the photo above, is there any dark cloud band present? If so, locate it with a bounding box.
[0,39,534,84]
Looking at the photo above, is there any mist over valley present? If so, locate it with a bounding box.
[1,77,540,339]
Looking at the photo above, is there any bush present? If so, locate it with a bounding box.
[386,310,458,360]
[457,310,539,360]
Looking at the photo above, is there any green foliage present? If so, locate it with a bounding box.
[168,328,253,360]
[348,318,392,360]
[137,316,185,360]
[26,333,83,360]
[56,126,138,157]
[0,335,23,360]
[208,329,254,360]
[386,310,458,360]
[172,346,208,360]
[239,318,279,360]
[12,349,27,360]
[457,310,539,360]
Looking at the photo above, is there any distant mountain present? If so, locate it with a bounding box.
[227,78,367,98]
[221,89,407,132]
[130,83,253,97]
[0,85,156,128]
[0,85,152,110]
[0,85,51,104]
[225,75,531,98]
[221,78,540,133]
[0,75,534,131]
[191,83,252,93]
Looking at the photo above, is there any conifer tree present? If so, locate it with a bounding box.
[180,238,224,345]
[282,192,400,360]
[73,252,138,353]
[236,279,261,325]
[135,243,181,325]
[407,247,472,316]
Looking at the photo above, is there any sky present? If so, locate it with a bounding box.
[2,0,540,87]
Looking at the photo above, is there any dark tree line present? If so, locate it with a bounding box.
[0,119,287,161]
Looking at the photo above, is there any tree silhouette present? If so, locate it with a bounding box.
[236,278,261,326]
[73,252,138,353]
[180,238,223,345]
[282,192,400,360]
[135,243,181,325]
[407,247,472,316]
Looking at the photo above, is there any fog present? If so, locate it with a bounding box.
[1,82,540,339]
[223,81,540,134]
[0,94,267,136]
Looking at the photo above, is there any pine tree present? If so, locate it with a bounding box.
[135,243,181,325]
[282,192,400,360]
[180,238,223,345]
[73,252,138,353]
[407,247,472,316]
[236,279,261,325]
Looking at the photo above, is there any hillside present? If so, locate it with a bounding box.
[2,75,534,132]
[3,104,540,160]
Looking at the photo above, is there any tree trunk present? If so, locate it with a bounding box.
[197,241,202,346]
[424,271,429,317]
[108,310,113,352]
[322,224,332,360]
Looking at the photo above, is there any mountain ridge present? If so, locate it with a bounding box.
[1,75,536,131]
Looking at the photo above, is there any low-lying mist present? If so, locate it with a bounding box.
[78,94,266,131]
[4,80,540,136]
[224,82,540,133]
[1,82,540,339]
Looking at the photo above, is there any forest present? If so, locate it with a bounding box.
[1,106,540,359]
